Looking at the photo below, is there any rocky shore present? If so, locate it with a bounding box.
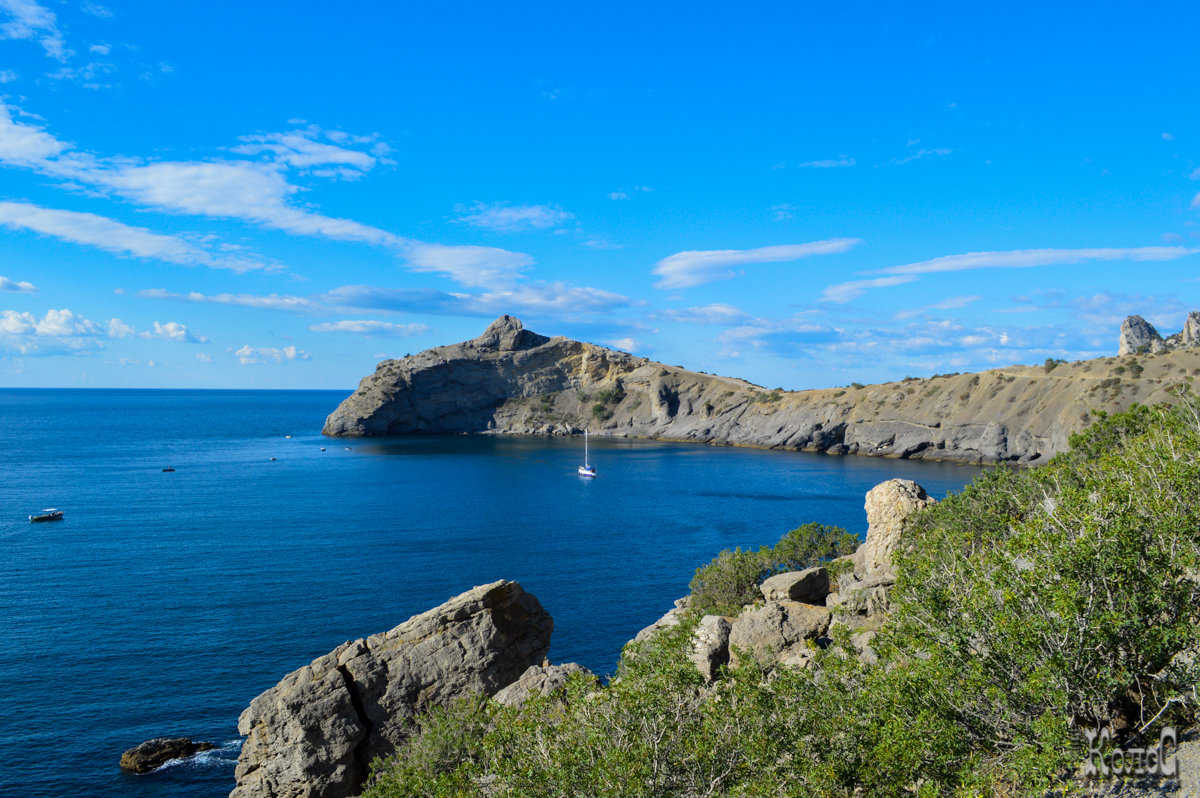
[324,314,1200,465]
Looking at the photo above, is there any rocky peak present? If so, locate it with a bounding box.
[472,315,549,352]
[1118,312,1200,355]
[1118,315,1166,356]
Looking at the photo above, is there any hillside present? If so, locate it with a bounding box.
[324,314,1200,464]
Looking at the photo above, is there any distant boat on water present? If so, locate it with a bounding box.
[162,467,175,472]
[29,509,63,522]
[578,429,596,478]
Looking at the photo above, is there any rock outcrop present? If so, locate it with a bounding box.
[1119,312,1200,355]
[231,580,552,798]
[119,737,215,774]
[667,478,935,679]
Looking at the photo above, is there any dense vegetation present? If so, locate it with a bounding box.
[364,399,1200,797]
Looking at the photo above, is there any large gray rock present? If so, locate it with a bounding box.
[1119,315,1166,356]
[492,662,596,708]
[854,479,934,576]
[728,600,831,668]
[231,580,552,798]
[759,567,830,604]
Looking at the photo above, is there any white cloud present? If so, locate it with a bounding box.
[1190,168,1200,181]
[233,344,310,364]
[139,320,207,343]
[770,203,794,220]
[195,352,212,362]
[0,307,129,354]
[0,200,273,272]
[891,148,954,165]
[607,337,637,352]
[653,239,861,290]
[0,274,36,292]
[309,320,431,336]
[1192,192,1200,210]
[1163,132,1175,141]
[0,0,68,60]
[797,158,855,168]
[662,303,752,325]
[607,191,630,200]
[876,247,1197,276]
[137,288,320,312]
[0,69,16,82]
[88,43,109,55]
[106,318,134,337]
[80,2,112,18]
[400,242,533,289]
[820,275,918,303]
[454,201,574,232]
[470,282,631,315]
[232,125,380,175]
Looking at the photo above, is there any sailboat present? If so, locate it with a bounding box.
[577,428,596,478]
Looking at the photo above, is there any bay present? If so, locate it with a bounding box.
[0,389,983,797]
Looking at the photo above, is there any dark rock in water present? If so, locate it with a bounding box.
[231,579,552,798]
[119,737,215,774]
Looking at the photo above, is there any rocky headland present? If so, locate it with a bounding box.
[324,314,1200,465]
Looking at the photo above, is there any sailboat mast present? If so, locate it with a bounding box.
[584,428,589,465]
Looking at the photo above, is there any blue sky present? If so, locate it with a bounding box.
[1,0,1198,389]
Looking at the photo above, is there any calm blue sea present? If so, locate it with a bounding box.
[0,389,983,797]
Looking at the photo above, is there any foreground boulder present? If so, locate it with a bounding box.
[119,737,215,774]
[231,580,553,798]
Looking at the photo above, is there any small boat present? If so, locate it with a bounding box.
[578,429,596,478]
[29,508,64,522]
[162,467,175,472]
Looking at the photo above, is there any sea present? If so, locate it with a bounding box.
[0,389,984,798]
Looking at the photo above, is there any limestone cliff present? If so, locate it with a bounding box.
[325,315,1200,465]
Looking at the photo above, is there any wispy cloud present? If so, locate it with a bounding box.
[0,274,36,292]
[400,242,533,289]
[0,200,275,272]
[890,148,953,166]
[137,288,321,312]
[607,186,652,201]
[876,247,1196,276]
[797,158,855,168]
[893,295,983,320]
[0,0,69,60]
[142,279,633,321]
[661,303,752,325]
[454,201,574,232]
[232,344,310,365]
[653,239,861,290]
[820,275,918,303]
[309,320,431,336]
[232,124,386,178]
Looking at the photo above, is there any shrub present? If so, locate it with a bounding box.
[591,403,612,420]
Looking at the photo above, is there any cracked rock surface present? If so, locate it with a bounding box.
[230,580,552,798]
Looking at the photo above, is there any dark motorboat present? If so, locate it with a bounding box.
[29,508,64,522]
[162,467,175,472]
